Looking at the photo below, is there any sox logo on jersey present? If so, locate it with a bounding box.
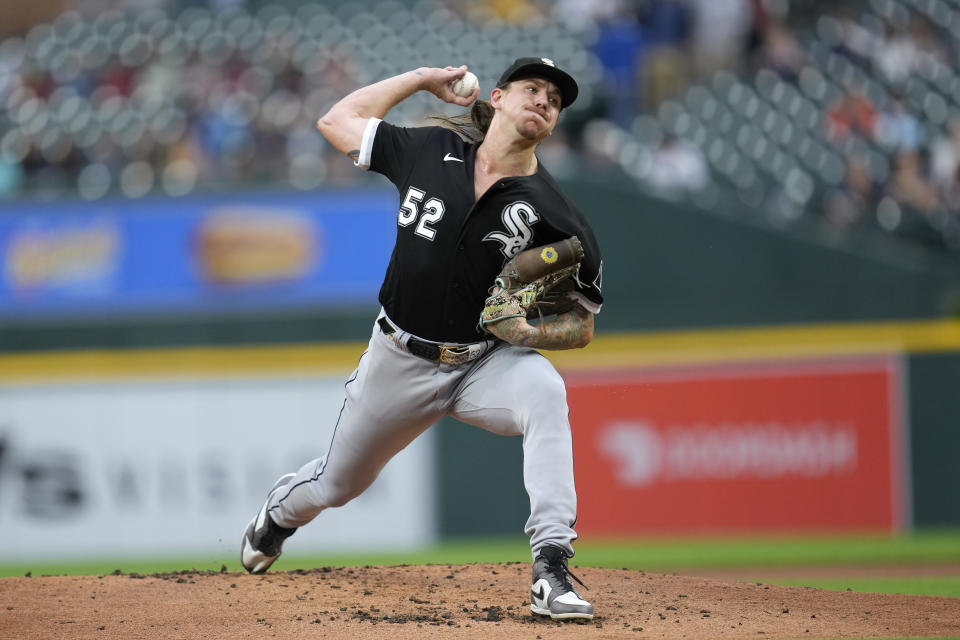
[484,201,540,258]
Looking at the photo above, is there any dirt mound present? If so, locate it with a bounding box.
[1,563,958,639]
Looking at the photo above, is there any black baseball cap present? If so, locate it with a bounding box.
[498,57,579,109]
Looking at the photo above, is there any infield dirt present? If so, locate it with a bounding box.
[2,563,958,639]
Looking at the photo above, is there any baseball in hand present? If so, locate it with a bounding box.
[452,71,478,98]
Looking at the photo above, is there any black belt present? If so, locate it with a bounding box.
[378,317,491,365]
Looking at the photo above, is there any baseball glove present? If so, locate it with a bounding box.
[479,236,584,331]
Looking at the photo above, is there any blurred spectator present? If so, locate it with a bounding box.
[880,149,950,247]
[589,4,644,128]
[871,15,949,84]
[687,0,755,79]
[551,0,626,31]
[832,7,878,69]
[751,18,806,82]
[875,97,922,151]
[825,90,877,142]
[637,0,692,112]
[888,149,939,215]
[645,133,707,194]
[822,154,878,229]
[930,116,960,208]
[874,19,919,85]
[906,15,951,67]
[483,0,541,23]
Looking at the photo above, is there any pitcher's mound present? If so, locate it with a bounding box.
[2,562,958,639]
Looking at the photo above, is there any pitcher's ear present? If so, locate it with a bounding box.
[490,86,505,109]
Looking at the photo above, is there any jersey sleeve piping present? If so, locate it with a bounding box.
[354,117,382,170]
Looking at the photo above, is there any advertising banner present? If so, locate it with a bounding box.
[0,189,397,318]
[0,375,436,561]
[567,356,906,535]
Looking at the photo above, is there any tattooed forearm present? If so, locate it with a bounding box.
[487,305,594,350]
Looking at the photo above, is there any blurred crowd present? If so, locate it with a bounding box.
[0,1,397,200]
[572,0,960,251]
[816,4,960,248]
[1,0,959,253]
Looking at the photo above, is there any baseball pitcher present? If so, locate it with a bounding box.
[241,57,604,620]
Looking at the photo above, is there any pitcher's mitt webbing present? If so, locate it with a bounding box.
[479,236,584,330]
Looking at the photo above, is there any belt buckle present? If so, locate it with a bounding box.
[439,344,480,365]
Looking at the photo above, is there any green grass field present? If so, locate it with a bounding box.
[771,577,960,597]
[3,530,959,600]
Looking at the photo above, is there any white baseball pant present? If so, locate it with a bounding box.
[266,311,579,558]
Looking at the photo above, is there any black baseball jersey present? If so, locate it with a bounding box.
[357,118,604,343]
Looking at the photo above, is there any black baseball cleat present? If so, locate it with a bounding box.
[529,545,594,620]
[241,473,298,574]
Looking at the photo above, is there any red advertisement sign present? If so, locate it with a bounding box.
[566,357,906,535]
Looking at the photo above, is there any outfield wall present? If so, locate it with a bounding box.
[439,320,960,537]
[2,319,958,561]
[0,362,436,561]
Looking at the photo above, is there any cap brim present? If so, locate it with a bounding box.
[504,63,578,109]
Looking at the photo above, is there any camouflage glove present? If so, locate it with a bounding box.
[479,236,584,331]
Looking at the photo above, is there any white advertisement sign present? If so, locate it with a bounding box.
[0,377,436,561]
